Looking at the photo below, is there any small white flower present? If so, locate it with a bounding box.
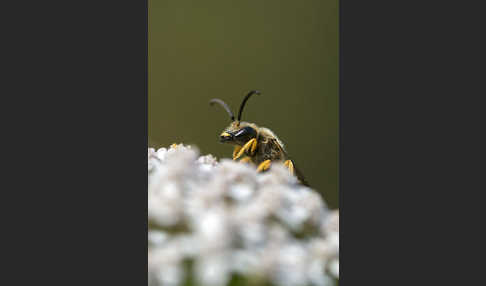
[231,250,260,275]
[195,253,231,286]
[328,258,339,278]
[156,147,167,160]
[148,230,169,246]
[147,145,339,286]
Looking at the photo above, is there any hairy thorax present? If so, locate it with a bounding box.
[224,121,287,165]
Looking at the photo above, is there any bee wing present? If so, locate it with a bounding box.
[270,138,310,187]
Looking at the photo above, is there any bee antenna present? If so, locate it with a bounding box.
[209,98,235,121]
[238,90,261,121]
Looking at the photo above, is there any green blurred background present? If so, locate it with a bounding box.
[149,0,338,209]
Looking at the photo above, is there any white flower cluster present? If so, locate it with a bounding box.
[148,144,339,286]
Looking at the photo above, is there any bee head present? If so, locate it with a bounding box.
[210,90,260,146]
[219,122,257,145]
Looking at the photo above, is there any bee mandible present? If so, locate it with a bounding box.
[209,90,309,186]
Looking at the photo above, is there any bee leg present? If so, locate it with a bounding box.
[283,160,294,175]
[234,138,257,160]
[233,146,242,160]
[239,156,252,164]
[256,159,272,172]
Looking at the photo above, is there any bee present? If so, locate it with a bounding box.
[209,90,309,186]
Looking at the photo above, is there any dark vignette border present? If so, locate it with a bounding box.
[4,1,148,284]
[339,0,481,284]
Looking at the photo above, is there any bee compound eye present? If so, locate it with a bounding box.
[234,126,256,139]
[234,129,246,137]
